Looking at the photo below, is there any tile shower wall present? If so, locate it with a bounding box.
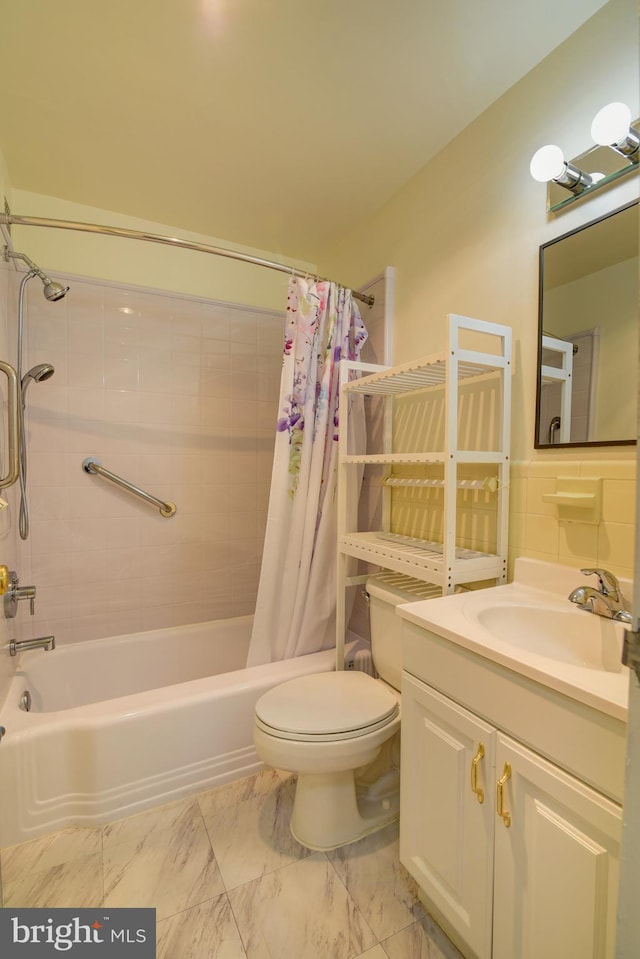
[0,261,20,708]
[14,276,283,645]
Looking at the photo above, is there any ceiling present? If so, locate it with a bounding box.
[0,0,609,264]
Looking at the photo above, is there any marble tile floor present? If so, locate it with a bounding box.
[0,769,464,959]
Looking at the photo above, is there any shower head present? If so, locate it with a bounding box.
[4,248,69,301]
[42,280,69,302]
[21,363,55,403]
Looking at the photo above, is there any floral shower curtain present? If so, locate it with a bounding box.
[247,277,368,665]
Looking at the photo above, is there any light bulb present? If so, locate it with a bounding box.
[591,102,631,146]
[530,144,566,183]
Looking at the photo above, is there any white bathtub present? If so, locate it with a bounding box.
[0,616,339,847]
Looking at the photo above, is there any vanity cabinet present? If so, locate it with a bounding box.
[493,734,621,959]
[400,675,496,959]
[401,671,623,959]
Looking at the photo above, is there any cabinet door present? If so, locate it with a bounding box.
[493,734,622,959]
[400,673,496,959]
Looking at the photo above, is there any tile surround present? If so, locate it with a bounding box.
[14,275,284,646]
[509,459,637,580]
[0,769,464,959]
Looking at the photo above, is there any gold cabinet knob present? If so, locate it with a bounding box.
[0,565,8,595]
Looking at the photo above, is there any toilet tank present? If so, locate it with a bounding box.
[365,573,443,691]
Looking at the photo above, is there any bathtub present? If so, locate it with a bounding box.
[0,615,340,847]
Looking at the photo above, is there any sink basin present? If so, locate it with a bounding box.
[475,603,624,673]
[397,558,632,721]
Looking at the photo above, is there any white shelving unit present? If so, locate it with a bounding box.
[336,314,512,667]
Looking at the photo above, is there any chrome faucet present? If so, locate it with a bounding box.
[568,568,632,624]
[9,635,55,656]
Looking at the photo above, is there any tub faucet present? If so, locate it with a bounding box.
[568,568,632,625]
[9,635,55,656]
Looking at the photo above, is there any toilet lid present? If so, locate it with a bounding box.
[255,671,399,739]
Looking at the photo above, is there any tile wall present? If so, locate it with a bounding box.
[509,458,636,581]
[0,260,19,706]
[388,457,636,584]
[14,275,284,645]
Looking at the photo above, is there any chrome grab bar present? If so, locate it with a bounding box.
[82,457,176,517]
[0,361,19,489]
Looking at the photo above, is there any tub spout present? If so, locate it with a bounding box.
[9,635,55,656]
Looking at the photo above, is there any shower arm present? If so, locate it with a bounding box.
[0,213,375,307]
[4,248,47,282]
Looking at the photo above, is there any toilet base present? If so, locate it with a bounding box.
[290,768,399,851]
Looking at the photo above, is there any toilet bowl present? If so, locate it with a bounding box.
[253,573,442,850]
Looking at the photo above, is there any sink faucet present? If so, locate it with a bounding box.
[568,568,632,625]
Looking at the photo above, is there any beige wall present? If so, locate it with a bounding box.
[317,0,638,462]
[0,143,11,207]
[318,0,638,573]
[6,190,311,312]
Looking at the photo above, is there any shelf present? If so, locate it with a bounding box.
[335,314,512,666]
[342,451,508,465]
[340,531,505,586]
[541,477,602,524]
[382,477,496,490]
[343,351,506,396]
[542,492,596,508]
[343,453,446,465]
[541,371,571,386]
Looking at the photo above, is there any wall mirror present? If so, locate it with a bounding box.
[535,199,638,448]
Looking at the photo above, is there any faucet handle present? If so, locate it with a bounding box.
[18,585,36,615]
[580,568,620,597]
[3,572,36,618]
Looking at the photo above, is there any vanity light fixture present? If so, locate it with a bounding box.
[529,144,593,194]
[591,101,639,163]
[532,102,639,211]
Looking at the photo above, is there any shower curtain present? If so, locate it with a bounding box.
[247,277,367,665]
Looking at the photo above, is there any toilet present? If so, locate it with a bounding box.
[253,573,442,850]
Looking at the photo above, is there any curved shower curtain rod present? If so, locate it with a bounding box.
[0,213,375,307]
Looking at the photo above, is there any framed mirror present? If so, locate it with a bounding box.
[535,199,638,448]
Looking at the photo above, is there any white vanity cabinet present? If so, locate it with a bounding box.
[400,675,496,959]
[492,734,621,959]
[400,641,624,959]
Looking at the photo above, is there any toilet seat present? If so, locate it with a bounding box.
[255,671,399,743]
